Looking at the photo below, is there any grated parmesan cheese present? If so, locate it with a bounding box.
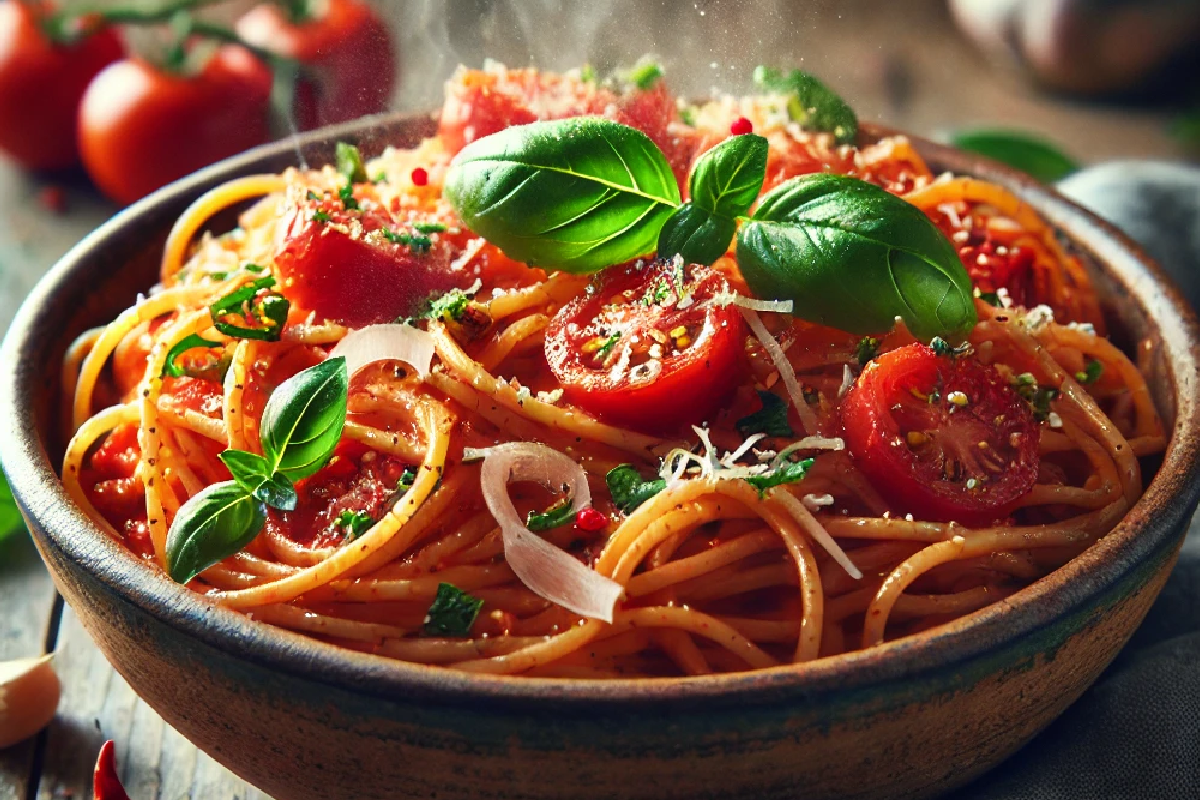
[740,308,818,433]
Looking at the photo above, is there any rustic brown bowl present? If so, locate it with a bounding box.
[2,117,1198,800]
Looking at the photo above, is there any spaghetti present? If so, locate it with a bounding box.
[62,65,1165,678]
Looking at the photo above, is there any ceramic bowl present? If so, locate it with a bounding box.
[3,117,1198,800]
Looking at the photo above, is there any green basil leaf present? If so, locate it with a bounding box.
[423,582,484,637]
[210,276,289,342]
[219,450,272,491]
[335,141,368,184]
[744,457,815,498]
[657,203,737,266]
[444,118,681,273]
[526,497,575,532]
[737,173,977,339]
[736,390,793,438]
[260,357,349,482]
[252,473,298,512]
[950,129,1078,184]
[606,464,666,514]
[166,481,266,584]
[753,66,857,145]
[162,334,223,378]
[689,133,768,219]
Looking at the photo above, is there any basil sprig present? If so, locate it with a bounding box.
[162,333,223,378]
[446,88,976,342]
[444,117,681,273]
[737,173,977,339]
[753,65,858,145]
[659,133,767,265]
[166,357,350,584]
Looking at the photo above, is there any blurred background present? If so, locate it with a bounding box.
[1,0,1198,796]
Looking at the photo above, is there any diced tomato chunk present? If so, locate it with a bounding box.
[273,202,463,328]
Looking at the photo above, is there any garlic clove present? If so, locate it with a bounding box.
[0,654,61,749]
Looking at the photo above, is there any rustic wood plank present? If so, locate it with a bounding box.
[0,531,58,800]
[33,603,272,800]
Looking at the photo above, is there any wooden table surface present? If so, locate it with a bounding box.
[0,1,1193,797]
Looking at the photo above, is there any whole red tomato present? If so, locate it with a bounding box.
[0,1,123,171]
[236,0,394,128]
[78,46,272,205]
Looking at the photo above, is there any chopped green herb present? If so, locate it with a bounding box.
[306,190,321,201]
[595,332,621,359]
[1075,360,1103,385]
[409,234,432,253]
[627,59,664,91]
[373,171,388,184]
[243,263,266,274]
[736,390,793,438]
[423,582,484,636]
[413,221,447,234]
[335,141,368,184]
[744,457,815,498]
[679,105,697,127]
[579,63,596,84]
[526,496,575,532]
[397,467,417,492]
[1014,374,1059,421]
[382,228,410,245]
[337,509,373,541]
[338,184,359,211]
[210,276,289,342]
[930,337,969,358]
[312,209,331,224]
[606,464,666,514]
[978,291,1001,307]
[162,333,223,378]
[856,336,880,365]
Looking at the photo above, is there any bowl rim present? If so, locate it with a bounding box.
[3,115,1199,708]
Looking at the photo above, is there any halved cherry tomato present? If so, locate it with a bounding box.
[841,343,1039,526]
[0,1,123,171]
[273,192,464,328]
[236,0,394,128]
[544,258,748,433]
[78,46,272,205]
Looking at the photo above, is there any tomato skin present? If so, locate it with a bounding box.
[841,344,1040,526]
[78,47,272,205]
[0,2,123,171]
[273,203,463,328]
[236,0,394,128]
[544,259,748,434]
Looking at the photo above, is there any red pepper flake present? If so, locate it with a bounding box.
[94,740,132,800]
[410,167,428,187]
[38,185,67,215]
[730,117,753,136]
[575,506,608,532]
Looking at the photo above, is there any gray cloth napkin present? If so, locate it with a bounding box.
[948,161,1200,799]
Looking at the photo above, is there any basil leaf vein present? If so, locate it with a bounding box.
[444,118,681,273]
[166,481,267,584]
